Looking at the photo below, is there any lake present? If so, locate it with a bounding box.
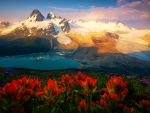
[0,53,79,70]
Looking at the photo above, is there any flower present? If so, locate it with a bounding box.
[108,93,118,100]
[139,99,150,107]
[78,99,88,111]
[72,71,87,85]
[100,98,109,108]
[5,82,17,95]
[36,79,64,104]
[91,101,98,107]
[102,76,128,100]
[60,74,73,86]
[140,79,149,87]
[117,103,126,108]
[4,68,13,77]
[79,76,98,94]
[0,76,42,113]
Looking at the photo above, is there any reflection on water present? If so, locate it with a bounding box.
[0,53,79,70]
[35,56,43,61]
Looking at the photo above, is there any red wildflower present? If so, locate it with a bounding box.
[78,99,88,111]
[6,82,17,95]
[139,99,150,107]
[102,76,128,100]
[117,103,126,108]
[22,76,28,82]
[100,98,109,108]
[108,93,118,100]
[101,92,109,99]
[0,76,42,112]
[60,74,73,87]
[72,71,87,85]
[91,101,98,107]
[79,76,98,94]
[36,79,64,104]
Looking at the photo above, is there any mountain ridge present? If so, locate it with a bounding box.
[0,9,150,71]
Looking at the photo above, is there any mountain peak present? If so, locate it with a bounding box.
[115,21,132,30]
[0,21,10,27]
[47,12,56,19]
[27,9,45,21]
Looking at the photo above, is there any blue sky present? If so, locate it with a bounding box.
[0,0,150,29]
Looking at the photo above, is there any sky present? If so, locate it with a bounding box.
[0,0,150,29]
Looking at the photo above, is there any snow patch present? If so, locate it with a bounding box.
[70,21,131,35]
[56,32,71,45]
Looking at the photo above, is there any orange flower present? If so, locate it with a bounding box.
[72,71,87,85]
[79,76,98,94]
[102,76,128,100]
[60,74,73,89]
[0,76,42,112]
[36,79,64,104]
[78,99,88,111]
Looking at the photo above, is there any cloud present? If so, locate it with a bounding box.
[117,0,127,5]
[57,5,150,21]
[53,0,150,29]
[128,1,141,7]
[45,6,77,11]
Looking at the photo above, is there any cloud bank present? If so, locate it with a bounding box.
[52,0,150,29]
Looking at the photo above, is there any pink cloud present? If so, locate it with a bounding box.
[117,0,127,5]
[128,1,141,7]
[56,5,149,21]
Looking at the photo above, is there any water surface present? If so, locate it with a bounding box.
[0,53,79,70]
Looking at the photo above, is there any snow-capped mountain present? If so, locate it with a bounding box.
[0,9,149,40]
[0,9,150,64]
[0,9,71,44]
[69,20,137,35]
[47,12,56,19]
[27,9,45,21]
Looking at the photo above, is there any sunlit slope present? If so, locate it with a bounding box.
[116,33,150,61]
